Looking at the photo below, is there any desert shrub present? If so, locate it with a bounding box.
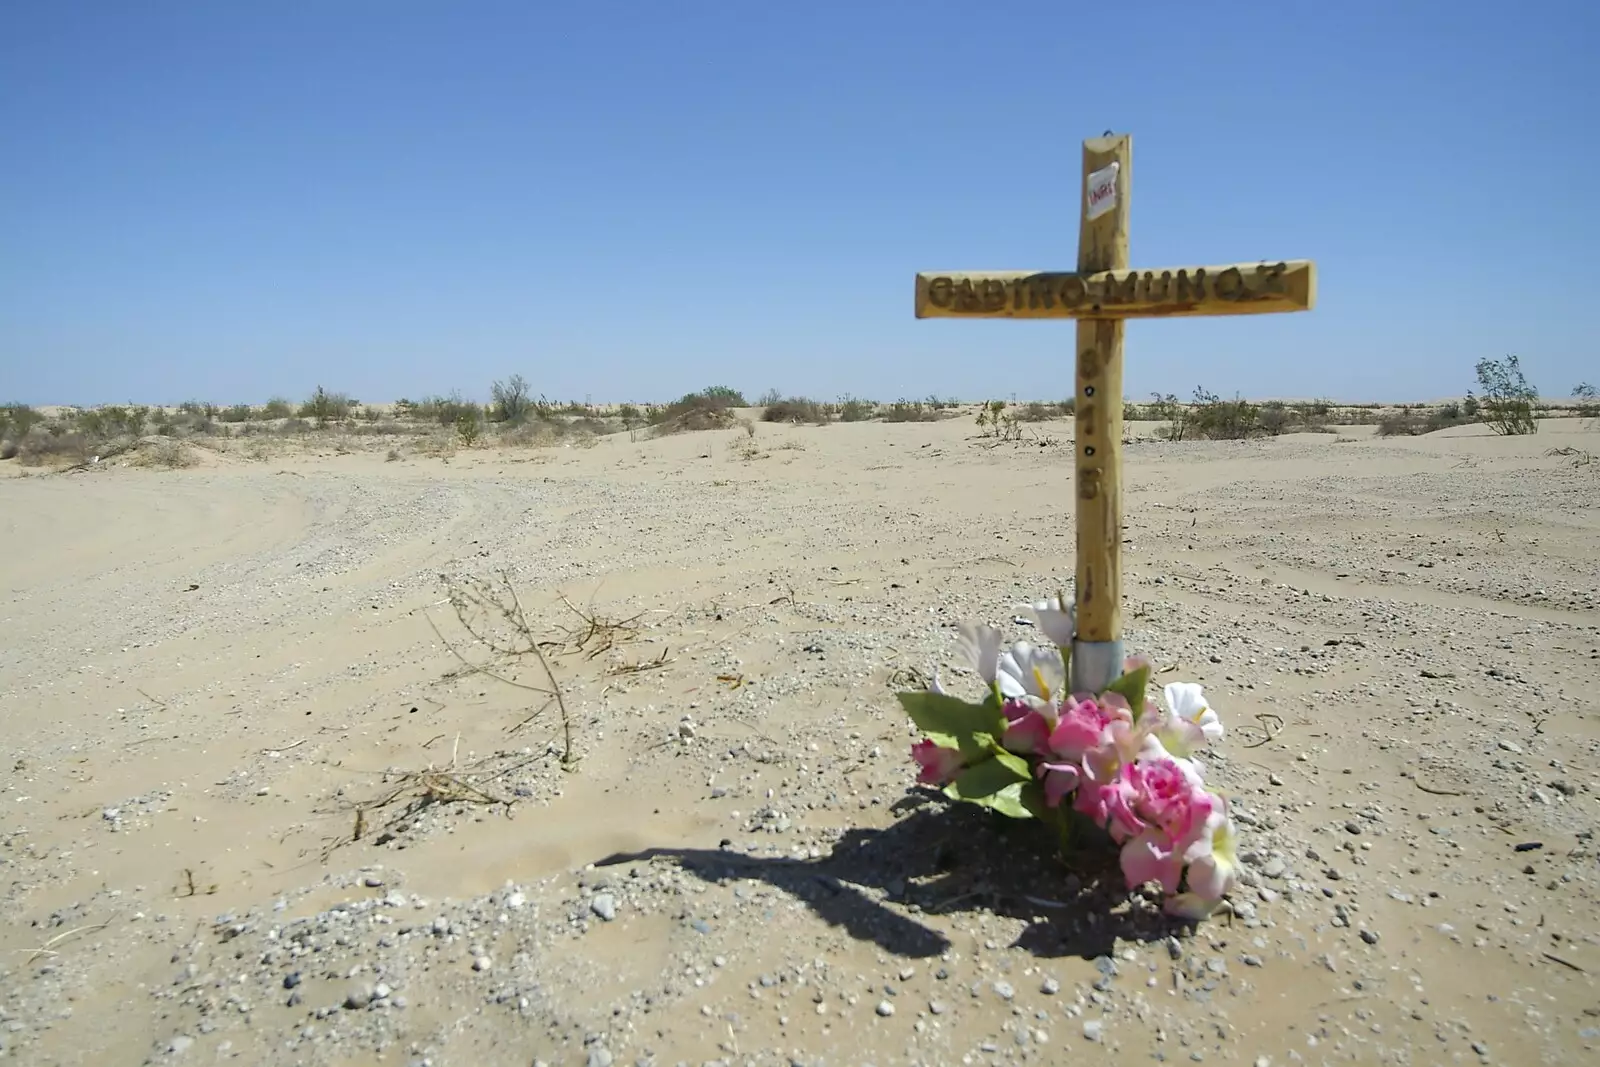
[75,404,147,439]
[278,418,312,435]
[490,374,534,424]
[837,396,874,422]
[219,403,255,423]
[358,405,382,422]
[0,440,17,460]
[756,388,782,407]
[882,399,938,423]
[261,397,293,419]
[617,403,643,428]
[1376,404,1470,437]
[1145,393,1188,440]
[412,392,482,427]
[386,448,401,462]
[761,396,829,424]
[131,439,200,469]
[649,387,744,433]
[1018,401,1056,422]
[1189,388,1259,440]
[0,403,44,441]
[1256,401,1291,436]
[1573,382,1598,420]
[17,431,91,467]
[455,410,482,446]
[1470,355,1538,436]
[300,386,354,427]
[926,395,958,410]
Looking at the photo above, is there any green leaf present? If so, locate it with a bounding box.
[988,745,1032,779]
[981,780,1036,819]
[898,690,1006,750]
[944,753,1031,807]
[1105,661,1152,722]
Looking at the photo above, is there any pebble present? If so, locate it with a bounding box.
[1040,977,1060,995]
[591,894,617,922]
[1083,1019,1104,1043]
[993,980,1014,1001]
[875,1000,894,1017]
[472,956,492,972]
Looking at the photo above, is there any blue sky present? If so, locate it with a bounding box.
[2,1,1595,407]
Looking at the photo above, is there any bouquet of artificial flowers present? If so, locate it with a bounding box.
[899,595,1239,920]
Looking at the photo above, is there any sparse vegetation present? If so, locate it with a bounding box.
[300,386,354,428]
[1470,354,1538,436]
[882,399,939,423]
[760,396,829,424]
[1376,403,1470,437]
[490,375,534,424]
[649,387,746,434]
[1574,382,1598,421]
[837,396,875,422]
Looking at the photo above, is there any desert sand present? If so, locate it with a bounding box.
[2,414,1598,1067]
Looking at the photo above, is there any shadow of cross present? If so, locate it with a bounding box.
[913,131,1316,696]
[594,792,1185,962]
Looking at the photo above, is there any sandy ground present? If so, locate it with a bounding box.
[2,416,1598,1067]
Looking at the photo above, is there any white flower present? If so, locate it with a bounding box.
[1026,594,1076,649]
[1164,682,1223,743]
[956,622,1004,685]
[997,641,1065,706]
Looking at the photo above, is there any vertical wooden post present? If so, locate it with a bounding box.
[1071,133,1131,695]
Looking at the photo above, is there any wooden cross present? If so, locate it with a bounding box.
[913,132,1316,695]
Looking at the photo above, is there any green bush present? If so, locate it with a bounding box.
[220,404,256,423]
[1470,355,1537,436]
[300,386,354,427]
[837,396,875,422]
[490,375,534,424]
[0,403,45,442]
[262,397,293,419]
[882,399,938,423]
[761,396,829,424]
[648,387,746,433]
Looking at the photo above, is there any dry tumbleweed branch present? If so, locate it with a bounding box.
[426,570,579,764]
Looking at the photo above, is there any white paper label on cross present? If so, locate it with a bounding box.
[1085,161,1118,220]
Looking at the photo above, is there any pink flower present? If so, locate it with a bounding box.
[910,740,964,786]
[1035,759,1082,807]
[1072,770,1139,838]
[1120,827,1184,894]
[1000,700,1051,755]
[1128,757,1207,838]
[1048,694,1132,761]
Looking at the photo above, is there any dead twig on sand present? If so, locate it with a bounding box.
[427,570,580,765]
[1236,713,1285,749]
[11,923,111,965]
[1545,446,1594,468]
[319,743,534,862]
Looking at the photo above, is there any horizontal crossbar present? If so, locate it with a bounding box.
[914,259,1315,320]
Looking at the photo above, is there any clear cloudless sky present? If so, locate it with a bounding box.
[2,1,1595,407]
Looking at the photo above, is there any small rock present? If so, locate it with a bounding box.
[344,985,374,1010]
[1083,1019,1104,1043]
[1497,740,1522,755]
[473,956,492,973]
[587,1049,614,1067]
[168,1035,195,1055]
[1040,977,1060,995]
[993,980,1014,1001]
[1359,929,1380,946]
[875,1000,895,1017]
[591,894,617,922]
